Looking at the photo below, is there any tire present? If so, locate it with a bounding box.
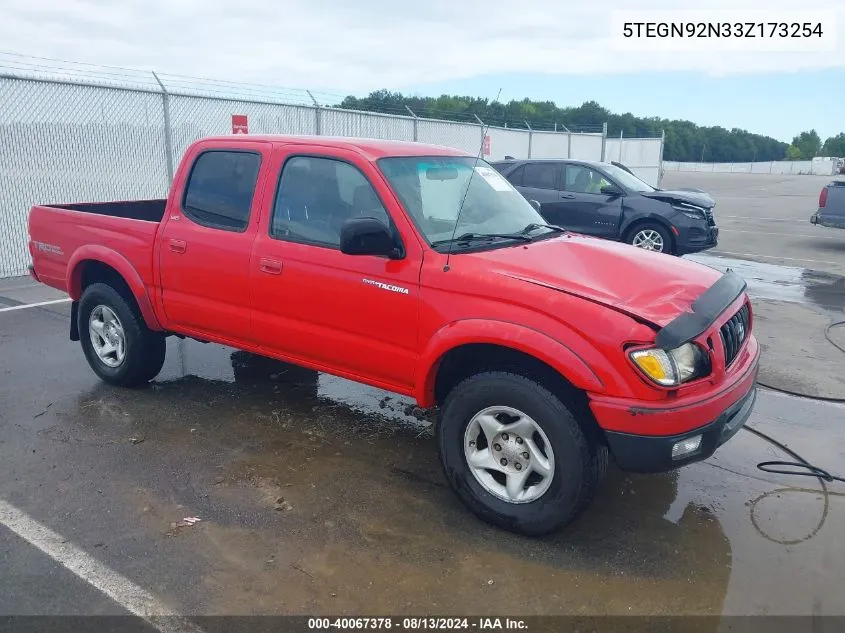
[78,282,166,387]
[626,222,672,254]
[437,371,606,536]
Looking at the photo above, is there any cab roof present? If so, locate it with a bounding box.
[198,135,475,161]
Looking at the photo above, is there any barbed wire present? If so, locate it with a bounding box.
[0,51,647,137]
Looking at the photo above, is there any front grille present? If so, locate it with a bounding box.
[704,209,715,226]
[720,303,750,367]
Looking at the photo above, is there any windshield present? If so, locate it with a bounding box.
[378,156,551,248]
[603,164,656,192]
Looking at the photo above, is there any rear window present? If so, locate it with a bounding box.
[521,163,557,190]
[182,150,261,231]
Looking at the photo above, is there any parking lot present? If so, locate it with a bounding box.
[2,172,845,628]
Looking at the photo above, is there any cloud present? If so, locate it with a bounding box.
[1,0,843,95]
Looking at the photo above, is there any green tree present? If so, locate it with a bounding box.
[791,130,822,159]
[821,133,845,157]
[337,91,792,162]
[785,145,803,160]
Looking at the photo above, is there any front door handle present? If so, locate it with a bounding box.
[259,258,283,275]
[559,193,576,199]
[168,239,187,254]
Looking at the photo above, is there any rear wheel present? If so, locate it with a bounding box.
[437,371,606,536]
[78,283,166,387]
[627,223,672,254]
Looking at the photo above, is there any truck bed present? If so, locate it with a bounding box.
[28,199,165,294]
[48,199,167,223]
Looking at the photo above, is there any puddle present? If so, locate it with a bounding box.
[154,338,433,433]
[687,253,845,313]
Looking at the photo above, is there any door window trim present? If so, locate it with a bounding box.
[269,153,405,255]
[180,149,263,233]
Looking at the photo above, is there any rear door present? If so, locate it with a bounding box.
[249,146,422,392]
[505,162,567,223]
[157,141,270,343]
[559,164,624,238]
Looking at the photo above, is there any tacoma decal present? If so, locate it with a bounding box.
[362,279,409,295]
[33,241,63,256]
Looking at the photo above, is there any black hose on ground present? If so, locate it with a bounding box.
[743,319,845,486]
[755,319,845,403]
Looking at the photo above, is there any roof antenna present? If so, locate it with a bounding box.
[443,88,502,273]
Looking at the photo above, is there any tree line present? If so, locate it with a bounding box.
[337,90,844,163]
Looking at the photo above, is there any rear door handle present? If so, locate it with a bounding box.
[168,239,186,254]
[559,193,576,199]
[259,258,283,275]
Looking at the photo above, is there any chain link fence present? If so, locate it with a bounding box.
[0,69,664,279]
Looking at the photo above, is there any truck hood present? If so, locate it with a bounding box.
[472,234,723,328]
[641,188,715,209]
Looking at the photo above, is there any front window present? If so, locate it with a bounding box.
[602,164,656,192]
[378,156,552,249]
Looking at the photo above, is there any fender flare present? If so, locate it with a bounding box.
[66,245,164,331]
[413,319,605,408]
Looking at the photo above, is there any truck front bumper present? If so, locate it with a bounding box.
[603,384,757,473]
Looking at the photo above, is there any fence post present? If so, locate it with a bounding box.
[600,122,608,161]
[524,120,533,158]
[306,90,321,135]
[473,114,485,155]
[151,71,175,185]
[567,133,572,158]
[658,129,666,186]
[405,106,418,142]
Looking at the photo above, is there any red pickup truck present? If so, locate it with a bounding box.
[28,135,759,536]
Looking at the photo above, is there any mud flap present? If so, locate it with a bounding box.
[69,301,79,341]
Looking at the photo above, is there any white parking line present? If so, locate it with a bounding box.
[722,228,843,240]
[0,298,71,313]
[0,498,204,633]
[721,216,808,222]
[710,250,841,265]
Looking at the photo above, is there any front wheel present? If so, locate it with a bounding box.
[627,223,672,254]
[437,372,607,536]
[78,283,166,387]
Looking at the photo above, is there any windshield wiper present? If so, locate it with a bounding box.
[520,223,566,235]
[431,232,533,247]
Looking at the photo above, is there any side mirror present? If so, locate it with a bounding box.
[528,199,542,212]
[340,217,401,259]
[600,184,623,196]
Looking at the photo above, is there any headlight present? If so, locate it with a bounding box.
[672,203,706,221]
[629,342,710,387]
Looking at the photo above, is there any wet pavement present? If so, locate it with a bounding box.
[684,253,845,400]
[688,252,845,317]
[662,172,845,277]
[2,300,845,621]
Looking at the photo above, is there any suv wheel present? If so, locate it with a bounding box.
[628,223,671,253]
[437,371,606,536]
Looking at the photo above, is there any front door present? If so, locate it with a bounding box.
[559,164,624,238]
[157,143,269,343]
[250,147,422,392]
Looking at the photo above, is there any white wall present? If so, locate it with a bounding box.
[663,159,837,176]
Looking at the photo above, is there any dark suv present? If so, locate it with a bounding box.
[491,159,718,255]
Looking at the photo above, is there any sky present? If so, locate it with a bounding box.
[1,0,843,143]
